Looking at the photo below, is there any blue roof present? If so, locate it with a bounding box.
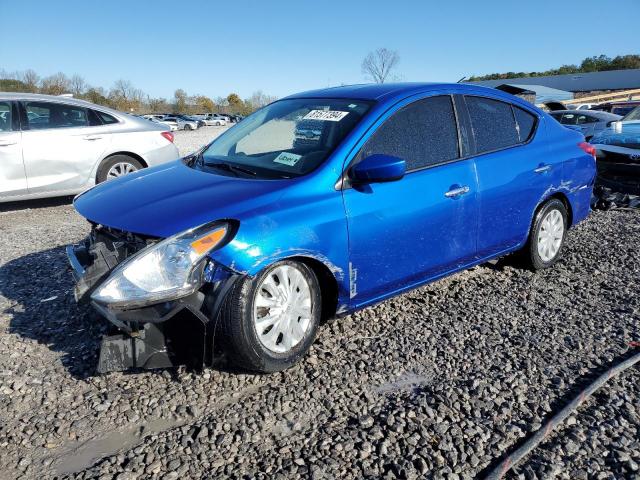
[285,82,508,102]
[469,69,640,93]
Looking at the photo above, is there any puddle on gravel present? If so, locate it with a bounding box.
[52,417,184,475]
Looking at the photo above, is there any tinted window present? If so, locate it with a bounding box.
[514,107,536,141]
[359,95,459,171]
[95,110,119,124]
[560,113,578,125]
[25,102,88,130]
[576,114,597,125]
[0,102,12,132]
[466,96,519,154]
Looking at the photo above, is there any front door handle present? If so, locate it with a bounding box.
[444,185,470,198]
[0,141,17,147]
[534,164,551,174]
[83,135,103,141]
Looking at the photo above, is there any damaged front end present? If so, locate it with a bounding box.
[67,223,240,374]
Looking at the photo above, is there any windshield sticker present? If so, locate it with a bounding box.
[303,110,349,122]
[274,152,302,166]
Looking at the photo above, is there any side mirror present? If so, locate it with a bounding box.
[349,154,406,184]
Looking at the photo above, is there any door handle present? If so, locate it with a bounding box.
[444,185,470,198]
[83,135,103,141]
[534,164,551,174]
[0,141,17,147]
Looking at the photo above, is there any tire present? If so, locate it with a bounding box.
[523,198,568,270]
[96,155,144,183]
[215,121,221,126]
[219,260,322,372]
[184,124,193,131]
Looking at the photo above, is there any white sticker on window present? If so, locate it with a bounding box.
[274,152,302,166]
[303,110,349,122]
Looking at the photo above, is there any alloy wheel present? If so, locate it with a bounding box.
[106,162,138,180]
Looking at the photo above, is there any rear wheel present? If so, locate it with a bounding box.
[523,198,568,270]
[220,260,321,372]
[96,155,143,183]
[184,124,193,131]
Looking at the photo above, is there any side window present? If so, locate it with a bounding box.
[24,102,89,130]
[513,106,536,142]
[560,113,577,125]
[576,114,597,125]
[0,102,12,132]
[359,95,459,171]
[465,96,519,154]
[94,110,119,125]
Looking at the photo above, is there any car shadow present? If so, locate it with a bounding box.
[1,244,106,379]
[0,196,74,213]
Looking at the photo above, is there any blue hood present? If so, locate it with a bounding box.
[590,121,640,149]
[74,161,287,237]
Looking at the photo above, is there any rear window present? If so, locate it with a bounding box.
[465,96,519,154]
[25,102,88,130]
[359,95,459,171]
[95,110,119,124]
[514,107,536,142]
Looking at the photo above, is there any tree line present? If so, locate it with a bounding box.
[0,69,277,115]
[467,54,640,81]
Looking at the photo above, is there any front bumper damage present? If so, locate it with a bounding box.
[67,226,239,374]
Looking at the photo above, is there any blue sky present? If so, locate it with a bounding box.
[1,0,638,100]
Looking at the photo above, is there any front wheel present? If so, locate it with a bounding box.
[219,260,321,372]
[524,198,568,270]
[184,124,193,131]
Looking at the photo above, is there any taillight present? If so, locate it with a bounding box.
[578,141,596,159]
[161,131,174,143]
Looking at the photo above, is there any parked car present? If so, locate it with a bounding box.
[203,114,227,126]
[590,101,640,117]
[67,83,595,374]
[143,115,178,131]
[590,106,640,194]
[161,115,199,131]
[0,93,178,202]
[549,110,621,141]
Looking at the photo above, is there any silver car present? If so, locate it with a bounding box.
[549,110,622,141]
[0,93,179,202]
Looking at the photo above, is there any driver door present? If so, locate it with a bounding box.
[342,95,478,306]
[0,101,28,200]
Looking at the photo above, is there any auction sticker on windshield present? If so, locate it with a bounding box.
[303,110,349,121]
[274,152,302,166]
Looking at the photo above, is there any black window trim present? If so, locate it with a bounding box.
[462,94,540,158]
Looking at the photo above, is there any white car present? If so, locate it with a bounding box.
[161,115,199,131]
[143,115,178,131]
[0,93,179,202]
[203,114,227,126]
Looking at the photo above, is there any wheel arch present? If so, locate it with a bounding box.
[96,151,148,182]
[287,255,340,323]
[545,191,573,228]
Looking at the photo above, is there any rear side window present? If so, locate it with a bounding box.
[359,95,459,171]
[94,110,119,125]
[514,107,536,141]
[560,113,578,125]
[24,102,88,130]
[465,96,519,154]
[0,102,12,132]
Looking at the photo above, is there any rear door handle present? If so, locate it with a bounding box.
[0,141,17,146]
[83,135,103,141]
[444,185,470,198]
[534,164,551,174]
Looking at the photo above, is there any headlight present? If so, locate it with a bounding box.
[91,221,233,308]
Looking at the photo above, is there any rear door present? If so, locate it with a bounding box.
[0,101,27,200]
[20,101,109,195]
[462,96,562,257]
[342,94,478,305]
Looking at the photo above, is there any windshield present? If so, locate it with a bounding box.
[622,106,640,122]
[193,98,372,179]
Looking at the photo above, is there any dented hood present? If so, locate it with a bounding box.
[74,160,287,237]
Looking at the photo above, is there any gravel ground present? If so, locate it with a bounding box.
[172,125,230,156]
[0,181,639,479]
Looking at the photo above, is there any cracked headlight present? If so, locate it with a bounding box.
[92,222,233,308]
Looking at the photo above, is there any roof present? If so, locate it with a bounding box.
[468,69,640,93]
[285,82,521,103]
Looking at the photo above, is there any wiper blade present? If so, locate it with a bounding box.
[203,161,257,177]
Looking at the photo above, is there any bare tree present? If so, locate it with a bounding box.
[361,48,400,84]
[20,69,40,92]
[247,90,277,110]
[69,74,87,96]
[40,72,70,95]
[174,89,188,113]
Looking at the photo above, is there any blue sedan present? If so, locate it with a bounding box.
[67,83,596,373]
